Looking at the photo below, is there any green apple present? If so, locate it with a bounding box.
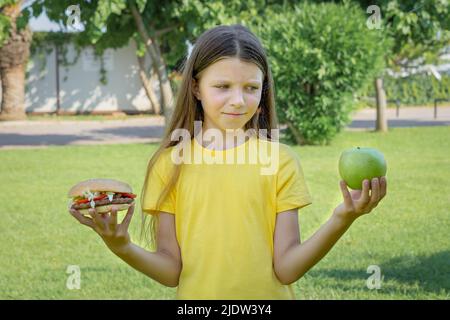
[338,147,387,190]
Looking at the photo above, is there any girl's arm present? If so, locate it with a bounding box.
[112,212,182,287]
[274,177,387,285]
[70,206,182,287]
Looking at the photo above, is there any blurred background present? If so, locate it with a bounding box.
[0,0,449,299]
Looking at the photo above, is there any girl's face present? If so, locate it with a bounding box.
[192,57,263,135]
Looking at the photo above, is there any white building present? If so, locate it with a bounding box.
[22,9,160,115]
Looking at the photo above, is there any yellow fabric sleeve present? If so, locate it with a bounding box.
[276,146,312,213]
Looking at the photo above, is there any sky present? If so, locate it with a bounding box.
[27,3,85,32]
[29,12,61,32]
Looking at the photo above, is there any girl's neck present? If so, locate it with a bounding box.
[195,128,252,151]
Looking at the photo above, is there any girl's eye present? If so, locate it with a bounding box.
[215,85,259,91]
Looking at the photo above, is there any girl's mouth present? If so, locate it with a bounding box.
[222,112,246,117]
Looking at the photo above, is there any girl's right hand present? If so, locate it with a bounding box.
[69,204,135,255]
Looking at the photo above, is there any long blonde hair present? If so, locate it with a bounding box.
[139,24,280,250]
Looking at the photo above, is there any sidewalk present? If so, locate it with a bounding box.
[0,116,165,149]
[0,107,449,149]
[347,106,450,130]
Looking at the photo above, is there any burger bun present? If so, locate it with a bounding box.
[78,203,133,216]
[68,178,132,198]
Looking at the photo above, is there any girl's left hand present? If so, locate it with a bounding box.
[333,176,387,222]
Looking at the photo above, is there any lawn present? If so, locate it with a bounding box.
[0,126,449,299]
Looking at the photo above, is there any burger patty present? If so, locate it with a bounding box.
[72,197,134,210]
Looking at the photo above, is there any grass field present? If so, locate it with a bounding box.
[0,126,449,299]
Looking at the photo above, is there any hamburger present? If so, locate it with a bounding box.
[68,178,136,215]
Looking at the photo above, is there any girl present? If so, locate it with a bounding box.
[69,24,387,300]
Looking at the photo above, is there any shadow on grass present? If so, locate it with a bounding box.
[307,251,450,295]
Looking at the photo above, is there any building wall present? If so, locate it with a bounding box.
[24,40,159,114]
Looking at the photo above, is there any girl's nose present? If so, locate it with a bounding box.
[230,89,245,107]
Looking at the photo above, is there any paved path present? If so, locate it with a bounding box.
[0,117,165,149]
[347,106,450,130]
[1,107,449,149]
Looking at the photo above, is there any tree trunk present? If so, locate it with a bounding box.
[374,77,388,132]
[286,121,307,145]
[129,1,174,122]
[137,54,161,115]
[0,1,31,121]
[0,64,26,120]
[151,37,174,119]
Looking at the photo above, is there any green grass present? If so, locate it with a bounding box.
[0,126,449,299]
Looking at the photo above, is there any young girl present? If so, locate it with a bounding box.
[69,24,387,300]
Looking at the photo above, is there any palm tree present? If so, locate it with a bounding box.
[0,0,32,120]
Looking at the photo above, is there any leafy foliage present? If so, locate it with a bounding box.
[166,0,275,70]
[352,0,450,67]
[256,2,390,145]
[370,74,450,105]
[30,32,84,83]
[0,12,11,46]
[0,0,23,46]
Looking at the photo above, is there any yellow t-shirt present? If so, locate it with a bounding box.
[142,135,312,299]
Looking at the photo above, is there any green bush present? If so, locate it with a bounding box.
[255,2,389,145]
[383,74,450,105]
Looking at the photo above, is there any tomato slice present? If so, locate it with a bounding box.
[121,193,136,199]
[94,194,108,201]
[75,194,108,204]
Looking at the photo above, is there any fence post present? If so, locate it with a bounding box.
[434,99,437,119]
[55,44,61,115]
[396,99,400,118]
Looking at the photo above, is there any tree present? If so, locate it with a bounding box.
[0,0,32,121]
[356,0,450,131]
[128,0,174,119]
[15,0,296,124]
[256,2,387,145]
[30,0,177,119]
